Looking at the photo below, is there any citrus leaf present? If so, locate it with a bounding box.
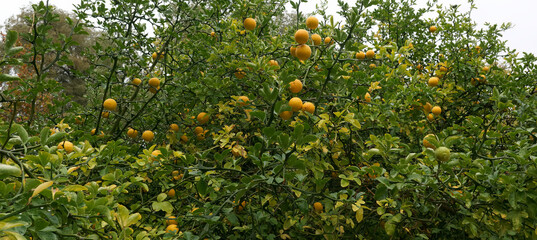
[29,181,53,203]
[0,74,21,82]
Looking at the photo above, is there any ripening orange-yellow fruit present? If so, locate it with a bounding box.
[423,102,432,113]
[482,66,490,72]
[280,111,293,120]
[170,124,179,132]
[234,68,246,79]
[243,18,256,30]
[427,113,434,121]
[142,130,154,142]
[428,77,439,87]
[173,173,183,181]
[355,51,365,59]
[167,189,176,198]
[194,126,204,135]
[324,37,332,45]
[102,111,110,118]
[196,132,205,140]
[306,16,319,29]
[478,74,486,83]
[180,135,188,143]
[166,216,178,225]
[127,128,138,138]
[238,96,249,106]
[289,97,303,112]
[268,60,279,68]
[369,63,376,69]
[196,133,205,141]
[58,141,74,153]
[423,134,436,149]
[313,202,323,213]
[366,50,375,59]
[132,78,142,86]
[149,86,159,94]
[165,224,179,234]
[210,31,216,37]
[238,201,246,212]
[302,102,315,114]
[103,98,117,111]
[294,29,309,44]
[150,150,161,161]
[431,106,441,115]
[295,44,312,61]
[289,79,303,93]
[152,52,164,60]
[439,65,448,72]
[197,112,209,124]
[429,25,437,33]
[364,92,371,102]
[290,46,297,57]
[75,115,84,124]
[311,34,322,45]
[148,78,160,88]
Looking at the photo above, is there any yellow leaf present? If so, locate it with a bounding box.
[67,166,80,174]
[368,81,382,92]
[355,207,364,223]
[29,181,53,203]
[335,201,344,209]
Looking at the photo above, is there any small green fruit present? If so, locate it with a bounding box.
[435,147,451,162]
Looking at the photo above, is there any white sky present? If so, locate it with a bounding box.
[1,0,536,55]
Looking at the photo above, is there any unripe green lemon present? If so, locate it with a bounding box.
[435,147,451,162]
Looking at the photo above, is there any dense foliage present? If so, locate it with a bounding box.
[2,0,537,239]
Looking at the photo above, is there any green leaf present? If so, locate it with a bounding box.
[250,111,266,121]
[125,213,142,227]
[40,127,50,144]
[292,124,304,141]
[0,74,21,82]
[0,163,21,179]
[4,30,18,51]
[226,212,239,225]
[93,205,112,223]
[287,154,305,170]
[151,201,173,214]
[341,179,349,187]
[298,134,317,145]
[444,136,461,147]
[12,124,28,144]
[278,133,290,150]
[262,127,275,138]
[196,179,209,196]
[46,132,67,145]
[384,222,395,236]
[6,46,24,57]
[157,193,167,202]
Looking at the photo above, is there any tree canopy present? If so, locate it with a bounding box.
[1,0,537,239]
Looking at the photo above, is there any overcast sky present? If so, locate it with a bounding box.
[2,0,536,55]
